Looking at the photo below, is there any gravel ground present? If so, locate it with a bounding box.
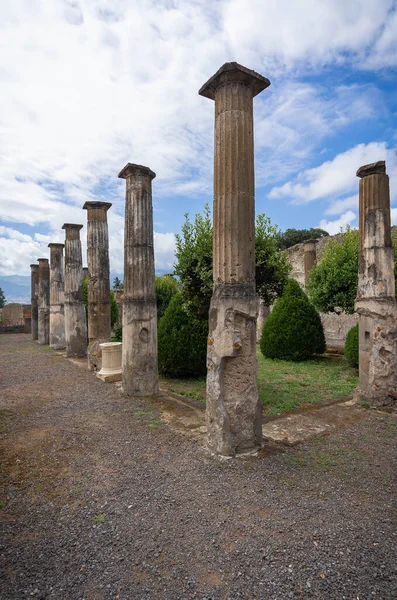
[0,334,396,600]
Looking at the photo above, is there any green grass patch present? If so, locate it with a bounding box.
[160,352,358,417]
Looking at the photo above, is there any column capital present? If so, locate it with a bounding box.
[82,201,112,211]
[118,163,156,181]
[37,258,49,264]
[356,161,386,178]
[198,62,270,101]
[30,263,39,269]
[62,223,83,231]
[48,243,65,249]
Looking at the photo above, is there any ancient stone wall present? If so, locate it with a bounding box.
[0,303,31,333]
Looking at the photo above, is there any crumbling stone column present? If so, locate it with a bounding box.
[118,163,158,396]
[304,240,317,287]
[30,264,39,340]
[355,161,397,406]
[83,201,112,370]
[48,243,66,350]
[199,62,270,456]
[37,258,50,345]
[62,224,87,358]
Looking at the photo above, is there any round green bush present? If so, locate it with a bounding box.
[158,292,208,377]
[344,323,359,369]
[260,279,326,361]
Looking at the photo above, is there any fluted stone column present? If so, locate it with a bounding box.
[83,201,112,370]
[30,264,39,340]
[304,240,317,287]
[199,62,270,456]
[48,243,66,349]
[37,258,50,345]
[355,161,397,406]
[118,163,158,396]
[62,224,87,358]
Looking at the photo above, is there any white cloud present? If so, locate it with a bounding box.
[324,195,358,216]
[391,208,397,226]
[319,210,357,235]
[270,143,397,205]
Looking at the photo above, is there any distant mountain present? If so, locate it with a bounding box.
[0,275,31,304]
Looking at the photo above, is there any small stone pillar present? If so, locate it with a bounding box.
[304,239,317,287]
[62,224,87,358]
[83,201,112,370]
[97,342,122,382]
[118,163,159,396]
[355,161,397,406]
[199,62,270,456]
[48,243,66,349]
[30,264,39,340]
[37,258,50,345]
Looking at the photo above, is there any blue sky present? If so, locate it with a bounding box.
[0,0,396,279]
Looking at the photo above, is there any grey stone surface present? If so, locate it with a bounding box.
[199,62,269,456]
[37,258,50,345]
[30,264,39,340]
[62,224,87,358]
[118,164,159,396]
[48,244,66,350]
[83,201,112,371]
[355,161,397,406]
[303,239,317,287]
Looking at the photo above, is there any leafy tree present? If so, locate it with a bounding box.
[113,276,123,289]
[155,274,180,319]
[279,228,329,249]
[260,278,326,361]
[0,287,5,308]
[174,204,291,320]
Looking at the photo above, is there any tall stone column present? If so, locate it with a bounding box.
[37,258,50,345]
[48,243,66,349]
[30,264,39,340]
[199,62,270,456]
[62,224,87,358]
[304,240,317,287]
[355,161,397,406]
[83,201,112,370]
[118,163,158,396]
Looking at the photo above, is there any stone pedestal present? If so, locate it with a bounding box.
[83,201,112,371]
[355,161,397,406]
[48,243,66,349]
[62,224,87,358]
[199,62,270,456]
[304,240,317,287]
[37,258,50,345]
[118,163,159,396]
[97,342,122,382]
[30,264,39,340]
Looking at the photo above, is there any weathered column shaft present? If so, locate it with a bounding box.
[199,62,270,456]
[62,224,87,358]
[83,201,112,358]
[304,240,317,287]
[48,243,65,349]
[37,258,50,345]
[118,163,158,396]
[30,264,39,340]
[355,161,397,406]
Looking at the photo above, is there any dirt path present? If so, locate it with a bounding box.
[1,334,396,600]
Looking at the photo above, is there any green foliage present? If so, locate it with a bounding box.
[344,324,359,369]
[174,204,291,319]
[83,276,118,328]
[278,228,329,249]
[308,228,359,315]
[113,276,123,289]
[260,279,326,361]
[155,274,180,319]
[158,292,208,377]
[110,290,118,327]
[0,287,5,308]
[114,325,122,342]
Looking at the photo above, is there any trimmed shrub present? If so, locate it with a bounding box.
[156,275,180,319]
[260,279,326,361]
[344,323,359,369]
[158,292,208,377]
